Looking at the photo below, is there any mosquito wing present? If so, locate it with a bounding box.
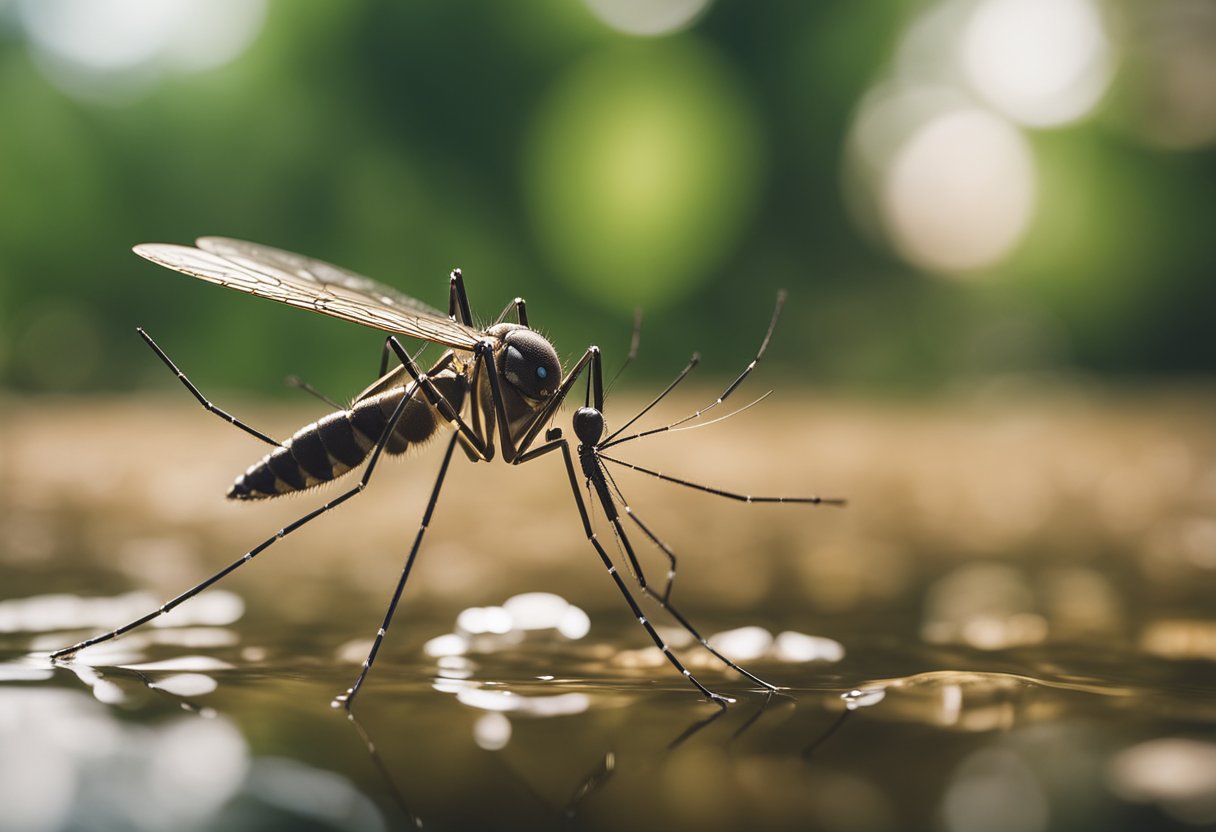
[133,237,484,351]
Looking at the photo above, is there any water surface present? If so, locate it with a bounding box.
[1,390,1215,831]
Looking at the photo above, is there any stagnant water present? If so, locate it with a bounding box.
[1,392,1214,831]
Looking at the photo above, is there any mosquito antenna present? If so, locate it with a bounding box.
[604,308,642,397]
[601,290,787,450]
[617,390,774,445]
[668,391,773,432]
[601,353,700,445]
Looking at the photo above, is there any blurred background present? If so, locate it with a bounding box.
[0,0,1213,396]
[3,2,1216,831]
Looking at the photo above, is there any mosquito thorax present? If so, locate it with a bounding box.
[488,324,561,400]
[573,406,605,446]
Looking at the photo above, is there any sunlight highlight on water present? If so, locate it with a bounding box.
[1107,738,1216,825]
[0,688,386,832]
[0,589,243,634]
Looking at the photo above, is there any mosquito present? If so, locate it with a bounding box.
[49,237,840,709]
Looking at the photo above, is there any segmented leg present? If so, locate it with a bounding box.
[519,439,732,707]
[333,432,460,710]
[138,327,279,447]
[50,376,424,661]
[608,507,777,691]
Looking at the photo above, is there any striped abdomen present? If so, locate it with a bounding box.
[228,373,467,500]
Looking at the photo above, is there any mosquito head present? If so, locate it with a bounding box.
[573,406,605,446]
[500,328,561,400]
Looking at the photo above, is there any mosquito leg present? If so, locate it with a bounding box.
[492,297,528,327]
[594,457,776,688]
[50,380,424,662]
[496,345,599,461]
[610,509,778,691]
[602,290,788,449]
[387,338,495,460]
[601,353,699,446]
[448,269,473,326]
[599,465,677,600]
[138,327,280,447]
[286,334,414,411]
[284,375,343,410]
[597,456,846,507]
[333,431,460,711]
[521,438,732,707]
[603,308,643,396]
[377,336,398,379]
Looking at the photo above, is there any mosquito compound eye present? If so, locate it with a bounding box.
[502,330,561,399]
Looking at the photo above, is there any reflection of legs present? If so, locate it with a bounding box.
[138,327,280,447]
[335,432,460,709]
[521,439,732,707]
[50,382,425,661]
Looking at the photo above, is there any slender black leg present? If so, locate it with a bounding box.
[448,269,473,326]
[50,380,424,661]
[592,459,777,689]
[492,296,528,327]
[286,336,413,410]
[488,344,599,462]
[595,455,846,507]
[603,308,643,396]
[377,335,402,380]
[522,439,732,707]
[333,431,461,710]
[284,375,343,410]
[607,507,777,690]
[138,328,280,447]
[401,337,597,464]
[387,338,496,461]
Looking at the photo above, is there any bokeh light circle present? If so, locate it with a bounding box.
[961,0,1114,128]
[17,0,267,100]
[582,0,712,37]
[881,105,1035,275]
[845,84,1037,277]
[525,42,762,312]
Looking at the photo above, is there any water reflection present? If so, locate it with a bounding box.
[943,746,1049,832]
[2,389,1215,830]
[1,622,1213,831]
[1107,738,1216,826]
[0,687,383,832]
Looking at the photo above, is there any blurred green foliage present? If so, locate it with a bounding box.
[0,0,1213,398]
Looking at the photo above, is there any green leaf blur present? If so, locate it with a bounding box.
[0,0,1212,396]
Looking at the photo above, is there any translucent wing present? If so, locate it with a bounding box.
[133,237,484,350]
